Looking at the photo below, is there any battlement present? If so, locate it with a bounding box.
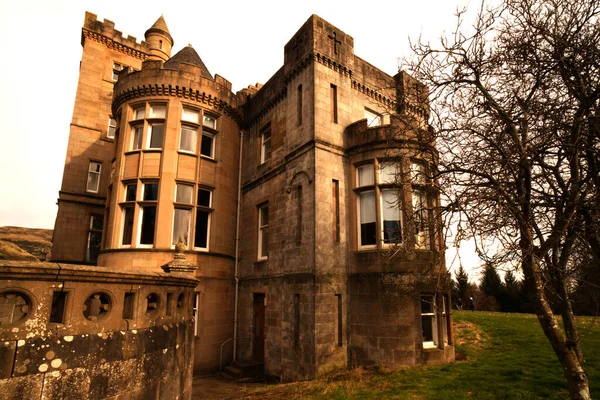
[82,11,149,56]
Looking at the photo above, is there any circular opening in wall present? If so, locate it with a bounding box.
[83,293,111,321]
[0,291,31,326]
[145,293,160,318]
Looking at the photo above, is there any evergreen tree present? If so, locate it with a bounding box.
[453,265,469,309]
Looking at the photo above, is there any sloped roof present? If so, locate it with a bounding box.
[145,15,174,45]
[163,45,213,80]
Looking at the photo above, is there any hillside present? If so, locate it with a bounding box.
[0,226,53,261]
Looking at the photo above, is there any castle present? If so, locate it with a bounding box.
[47,12,454,382]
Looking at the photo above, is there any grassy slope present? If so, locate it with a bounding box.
[0,226,52,261]
[238,311,599,399]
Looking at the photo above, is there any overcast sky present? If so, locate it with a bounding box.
[0,0,488,280]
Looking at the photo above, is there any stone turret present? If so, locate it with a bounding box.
[144,15,173,62]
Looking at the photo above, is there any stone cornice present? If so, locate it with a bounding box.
[112,84,243,126]
[314,52,353,78]
[351,80,396,109]
[83,29,148,60]
[244,87,288,128]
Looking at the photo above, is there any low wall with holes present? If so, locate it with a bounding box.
[0,261,198,400]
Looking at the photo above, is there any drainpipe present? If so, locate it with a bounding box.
[233,130,244,361]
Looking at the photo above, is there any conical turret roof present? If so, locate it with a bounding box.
[164,45,213,80]
[145,15,173,45]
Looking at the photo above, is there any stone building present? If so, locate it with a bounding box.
[49,12,454,381]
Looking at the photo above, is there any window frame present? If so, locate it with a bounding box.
[411,161,433,250]
[172,183,195,248]
[257,203,269,260]
[107,117,117,139]
[260,124,271,164]
[194,187,212,251]
[421,294,438,349]
[86,161,102,193]
[355,160,404,250]
[86,214,104,263]
[364,107,383,127]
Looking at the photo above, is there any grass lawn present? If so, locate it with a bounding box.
[239,311,599,399]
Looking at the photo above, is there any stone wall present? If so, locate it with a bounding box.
[0,261,197,400]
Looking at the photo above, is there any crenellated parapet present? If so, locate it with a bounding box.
[82,12,149,60]
[113,60,243,123]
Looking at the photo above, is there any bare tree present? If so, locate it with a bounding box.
[402,0,600,398]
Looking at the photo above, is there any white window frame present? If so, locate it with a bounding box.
[364,108,382,127]
[421,294,438,349]
[202,115,217,130]
[172,184,194,248]
[112,62,123,81]
[86,161,102,193]
[120,206,135,248]
[194,188,212,251]
[200,132,215,159]
[182,107,200,124]
[146,123,164,149]
[260,125,271,164]
[107,117,117,139]
[179,125,198,153]
[257,204,269,260]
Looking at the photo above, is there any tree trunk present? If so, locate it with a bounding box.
[522,252,591,400]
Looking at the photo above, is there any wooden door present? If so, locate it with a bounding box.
[252,293,265,362]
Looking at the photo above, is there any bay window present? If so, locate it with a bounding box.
[355,160,403,248]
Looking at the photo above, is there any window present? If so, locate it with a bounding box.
[121,207,134,246]
[200,132,215,158]
[355,160,403,248]
[258,204,269,260]
[201,114,217,159]
[294,293,300,346]
[331,84,338,123]
[86,215,103,263]
[107,117,117,139]
[131,125,143,150]
[182,108,200,123]
[147,123,164,149]
[194,188,212,250]
[411,162,431,250]
[332,180,340,242]
[260,124,271,164]
[139,183,158,246]
[336,294,343,346]
[125,183,137,201]
[112,62,124,81]
[172,184,194,247]
[49,291,68,324]
[129,104,166,150]
[297,84,303,126]
[421,295,438,348]
[86,162,102,193]
[364,108,382,127]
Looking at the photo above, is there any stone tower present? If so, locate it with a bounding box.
[144,15,173,62]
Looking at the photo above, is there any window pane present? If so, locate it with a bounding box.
[382,189,401,243]
[150,105,166,118]
[133,107,145,120]
[203,115,216,129]
[140,206,156,245]
[148,124,164,148]
[260,228,268,257]
[180,126,197,152]
[413,189,429,248]
[422,315,434,341]
[86,231,102,262]
[357,164,374,187]
[364,108,382,126]
[260,206,269,226]
[197,189,211,207]
[182,108,200,123]
[359,191,376,246]
[122,207,134,245]
[172,208,191,246]
[86,162,101,192]
[194,210,209,248]
[108,117,117,138]
[380,162,400,184]
[90,215,104,231]
[125,183,137,201]
[411,162,428,184]
[176,185,194,204]
[143,183,158,201]
[200,133,214,157]
[132,126,143,150]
